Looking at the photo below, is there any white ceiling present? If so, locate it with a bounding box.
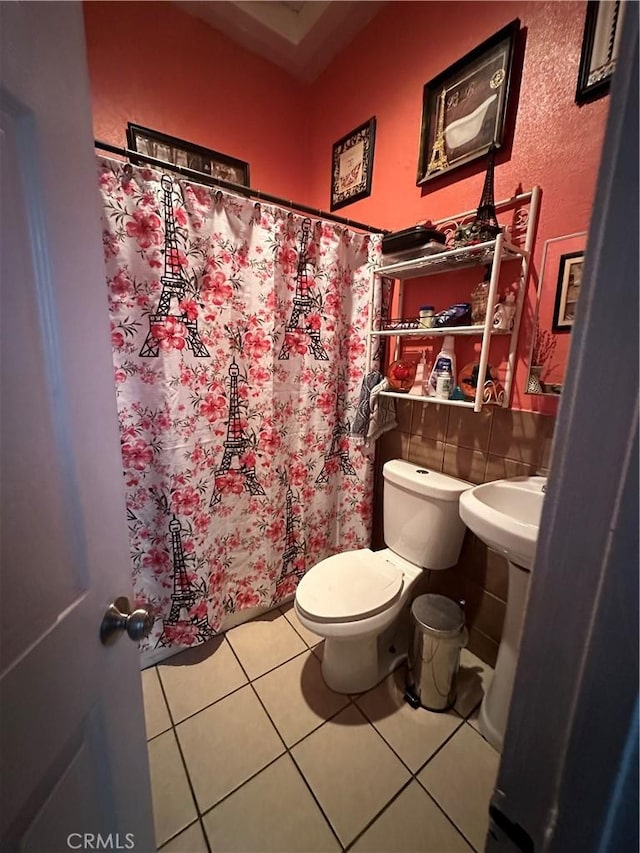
[175,1,384,82]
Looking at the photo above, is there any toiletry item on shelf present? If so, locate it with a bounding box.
[387,359,418,393]
[493,293,517,331]
[433,303,472,328]
[426,336,456,398]
[381,224,446,263]
[435,368,453,399]
[411,350,428,394]
[470,267,491,325]
[419,306,435,328]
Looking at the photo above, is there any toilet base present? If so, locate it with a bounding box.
[321,621,409,694]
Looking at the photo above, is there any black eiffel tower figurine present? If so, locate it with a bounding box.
[278,218,328,361]
[276,482,306,595]
[210,359,266,507]
[316,420,357,484]
[140,175,209,358]
[156,516,214,647]
[473,146,501,239]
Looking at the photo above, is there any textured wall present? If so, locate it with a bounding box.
[83,1,308,201]
[373,401,554,665]
[306,0,609,413]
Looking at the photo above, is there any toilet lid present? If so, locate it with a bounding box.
[296,549,404,623]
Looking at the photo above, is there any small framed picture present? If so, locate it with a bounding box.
[553,251,584,332]
[330,117,376,211]
[576,1,627,104]
[417,20,519,185]
[126,123,250,186]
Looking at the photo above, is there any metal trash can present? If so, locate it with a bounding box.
[405,594,468,712]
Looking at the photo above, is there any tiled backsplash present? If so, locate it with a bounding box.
[372,401,555,667]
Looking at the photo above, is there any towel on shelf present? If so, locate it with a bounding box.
[352,370,397,446]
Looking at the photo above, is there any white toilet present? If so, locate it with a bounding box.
[294,459,472,693]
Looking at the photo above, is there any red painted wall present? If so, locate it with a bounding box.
[83,1,308,201]
[83,0,608,413]
[306,0,609,413]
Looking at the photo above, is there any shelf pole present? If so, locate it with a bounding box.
[502,185,541,407]
[474,232,504,412]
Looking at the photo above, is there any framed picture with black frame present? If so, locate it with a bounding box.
[126,123,250,186]
[575,0,626,104]
[417,20,520,186]
[330,117,376,211]
[552,251,584,332]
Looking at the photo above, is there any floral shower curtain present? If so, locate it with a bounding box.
[97,157,383,656]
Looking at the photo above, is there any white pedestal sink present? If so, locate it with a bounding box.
[459,476,546,752]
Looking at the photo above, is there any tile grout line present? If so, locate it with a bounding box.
[154,667,213,853]
[149,616,492,853]
[223,633,346,851]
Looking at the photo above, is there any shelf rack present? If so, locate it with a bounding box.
[366,187,541,413]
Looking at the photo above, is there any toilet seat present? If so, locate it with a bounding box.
[295,549,404,624]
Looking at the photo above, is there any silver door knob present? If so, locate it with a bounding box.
[100,596,154,646]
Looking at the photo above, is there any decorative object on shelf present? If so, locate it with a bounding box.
[381,224,446,263]
[553,251,584,331]
[419,305,435,328]
[126,123,250,185]
[526,365,545,395]
[330,117,376,211]
[528,327,557,395]
[471,266,491,324]
[576,1,626,104]
[381,317,422,331]
[454,147,502,246]
[433,303,472,328]
[387,359,418,393]
[417,20,520,185]
[492,293,517,331]
[458,363,505,404]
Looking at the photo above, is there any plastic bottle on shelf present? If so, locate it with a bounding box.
[426,335,456,398]
[435,368,453,399]
[409,350,427,396]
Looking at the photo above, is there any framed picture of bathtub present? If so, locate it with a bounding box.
[416,20,520,185]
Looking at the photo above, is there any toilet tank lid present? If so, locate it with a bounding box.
[383,460,473,501]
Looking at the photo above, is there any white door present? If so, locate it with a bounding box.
[1,4,155,851]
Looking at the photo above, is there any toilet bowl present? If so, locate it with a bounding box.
[294,461,473,694]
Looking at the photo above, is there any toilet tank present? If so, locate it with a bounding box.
[382,460,472,570]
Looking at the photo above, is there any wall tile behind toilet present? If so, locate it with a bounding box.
[371,405,555,666]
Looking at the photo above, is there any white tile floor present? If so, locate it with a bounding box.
[142,604,499,853]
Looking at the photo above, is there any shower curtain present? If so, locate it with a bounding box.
[97,156,384,655]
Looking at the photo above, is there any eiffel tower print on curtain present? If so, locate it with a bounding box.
[156,515,214,648]
[140,175,209,358]
[278,217,329,361]
[316,368,357,484]
[210,359,265,507]
[275,479,306,597]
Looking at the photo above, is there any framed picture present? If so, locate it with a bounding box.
[576,1,627,104]
[417,20,519,185]
[330,117,376,211]
[126,123,250,186]
[553,251,584,332]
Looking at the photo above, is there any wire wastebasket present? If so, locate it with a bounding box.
[405,594,468,712]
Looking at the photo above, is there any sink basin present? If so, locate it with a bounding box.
[459,476,546,570]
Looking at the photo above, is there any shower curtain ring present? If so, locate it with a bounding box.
[215,190,223,203]
[123,163,133,177]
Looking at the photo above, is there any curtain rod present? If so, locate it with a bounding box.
[94,140,388,235]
